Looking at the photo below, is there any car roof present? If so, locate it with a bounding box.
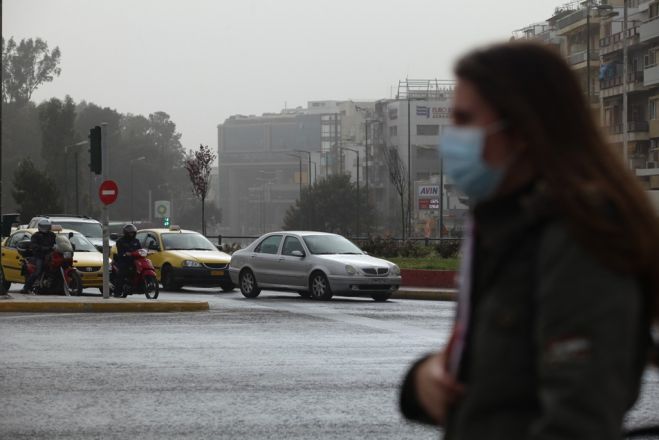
[138,228,201,235]
[31,215,100,224]
[15,228,84,235]
[268,231,337,237]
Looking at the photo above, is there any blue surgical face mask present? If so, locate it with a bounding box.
[438,123,507,203]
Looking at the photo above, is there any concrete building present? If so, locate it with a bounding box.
[216,101,374,236]
[514,0,659,195]
[370,79,468,238]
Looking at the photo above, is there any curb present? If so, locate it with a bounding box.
[0,299,209,313]
[392,289,456,301]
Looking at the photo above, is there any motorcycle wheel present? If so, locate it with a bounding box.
[67,271,84,296]
[144,275,159,300]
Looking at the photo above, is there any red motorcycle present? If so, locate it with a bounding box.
[110,249,159,299]
[18,236,83,296]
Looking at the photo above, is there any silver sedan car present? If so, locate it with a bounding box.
[229,231,401,301]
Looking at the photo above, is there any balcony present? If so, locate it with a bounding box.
[606,120,650,143]
[599,27,640,55]
[599,71,645,98]
[640,16,659,43]
[567,49,600,69]
[644,64,659,86]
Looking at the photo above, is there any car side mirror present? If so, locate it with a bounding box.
[68,232,74,239]
[110,233,119,241]
[291,250,305,258]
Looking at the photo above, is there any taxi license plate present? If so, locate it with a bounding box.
[211,270,224,276]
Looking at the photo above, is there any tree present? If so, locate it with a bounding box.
[38,96,77,206]
[11,158,62,223]
[2,37,61,106]
[184,145,217,235]
[283,174,372,234]
[383,147,408,239]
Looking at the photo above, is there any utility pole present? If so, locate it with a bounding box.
[406,97,412,241]
[623,0,629,167]
[586,0,591,100]
[340,147,360,237]
[101,123,110,299]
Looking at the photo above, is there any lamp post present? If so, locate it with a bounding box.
[294,149,312,187]
[287,153,303,196]
[64,140,88,215]
[130,156,146,223]
[340,146,360,237]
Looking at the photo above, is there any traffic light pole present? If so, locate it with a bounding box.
[101,123,110,299]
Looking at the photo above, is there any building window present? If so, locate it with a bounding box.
[650,99,659,120]
[416,124,439,136]
[389,126,398,136]
[649,1,658,17]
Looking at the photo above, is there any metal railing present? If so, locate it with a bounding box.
[599,27,640,48]
[567,49,600,65]
[557,8,588,30]
[600,71,644,89]
[608,120,650,134]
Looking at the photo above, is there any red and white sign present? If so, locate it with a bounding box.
[98,180,119,205]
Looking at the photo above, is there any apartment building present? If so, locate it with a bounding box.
[514,0,659,192]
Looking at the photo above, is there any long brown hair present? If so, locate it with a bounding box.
[455,41,659,321]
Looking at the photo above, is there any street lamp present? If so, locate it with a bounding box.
[339,146,360,237]
[353,105,375,235]
[287,153,303,196]
[64,140,88,215]
[130,156,146,223]
[294,149,312,187]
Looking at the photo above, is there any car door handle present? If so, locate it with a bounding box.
[278,258,284,261]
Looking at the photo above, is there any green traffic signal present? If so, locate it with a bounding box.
[89,126,102,175]
[163,217,171,227]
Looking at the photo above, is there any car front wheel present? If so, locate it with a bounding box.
[371,293,391,302]
[309,272,333,301]
[239,269,260,298]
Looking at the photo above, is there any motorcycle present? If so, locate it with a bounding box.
[110,249,159,299]
[18,235,83,296]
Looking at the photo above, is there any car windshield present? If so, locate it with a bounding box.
[56,221,103,239]
[302,235,363,255]
[65,232,99,252]
[161,233,217,251]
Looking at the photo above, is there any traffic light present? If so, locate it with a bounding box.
[162,217,170,227]
[89,126,102,175]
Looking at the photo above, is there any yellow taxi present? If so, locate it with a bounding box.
[1,227,105,291]
[117,226,233,291]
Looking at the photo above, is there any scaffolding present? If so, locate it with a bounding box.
[396,79,455,100]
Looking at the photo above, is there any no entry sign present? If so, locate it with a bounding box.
[99,180,119,205]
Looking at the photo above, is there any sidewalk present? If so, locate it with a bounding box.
[0,292,209,313]
[392,286,456,301]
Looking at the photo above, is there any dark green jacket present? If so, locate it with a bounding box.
[400,185,648,440]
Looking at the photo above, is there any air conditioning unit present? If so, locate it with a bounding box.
[647,161,657,168]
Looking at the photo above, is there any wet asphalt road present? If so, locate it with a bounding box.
[1,288,657,440]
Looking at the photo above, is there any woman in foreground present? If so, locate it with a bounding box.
[399,42,659,440]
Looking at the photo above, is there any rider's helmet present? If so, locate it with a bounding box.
[37,218,52,233]
[123,223,137,240]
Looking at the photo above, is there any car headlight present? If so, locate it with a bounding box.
[391,264,401,276]
[182,260,202,268]
[345,264,357,275]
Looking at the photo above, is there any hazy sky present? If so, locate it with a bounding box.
[5,0,558,149]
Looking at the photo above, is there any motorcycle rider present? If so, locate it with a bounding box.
[21,219,57,293]
[115,224,141,294]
